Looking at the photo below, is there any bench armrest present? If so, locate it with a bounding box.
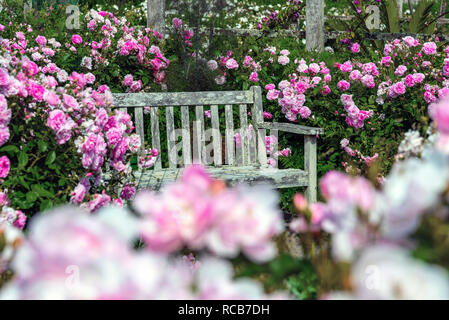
[255,122,324,136]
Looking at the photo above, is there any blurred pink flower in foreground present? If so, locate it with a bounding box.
[134,165,284,262]
[0,172,287,299]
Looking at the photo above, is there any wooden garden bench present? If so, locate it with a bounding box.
[111,86,323,202]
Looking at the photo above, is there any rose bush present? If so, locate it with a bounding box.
[0,9,169,216]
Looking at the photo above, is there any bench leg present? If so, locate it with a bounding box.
[304,135,317,203]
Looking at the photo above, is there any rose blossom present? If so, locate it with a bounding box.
[0,156,10,178]
[71,34,83,45]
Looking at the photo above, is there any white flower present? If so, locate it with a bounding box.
[398,130,423,156]
[374,152,449,238]
[352,245,449,299]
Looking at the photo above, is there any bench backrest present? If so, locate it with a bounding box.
[111,86,269,170]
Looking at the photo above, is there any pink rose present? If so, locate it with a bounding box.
[429,97,449,134]
[393,82,406,95]
[0,126,10,147]
[394,65,407,76]
[172,18,182,29]
[0,156,10,178]
[47,109,66,131]
[249,71,259,82]
[0,191,8,206]
[339,61,353,73]
[337,80,351,91]
[350,43,360,53]
[263,111,273,119]
[35,35,47,46]
[29,82,45,101]
[266,89,279,101]
[0,68,10,86]
[299,106,311,119]
[404,74,415,87]
[278,55,290,65]
[123,74,133,87]
[13,210,27,230]
[62,94,79,111]
[422,42,437,55]
[44,91,60,106]
[22,60,39,77]
[225,58,239,70]
[71,34,83,45]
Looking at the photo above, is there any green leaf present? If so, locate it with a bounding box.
[26,191,38,203]
[0,145,19,153]
[38,140,48,153]
[18,152,29,168]
[58,178,67,187]
[18,176,30,190]
[45,151,56,165]
[39,199,53,212]
[32,185,54,198]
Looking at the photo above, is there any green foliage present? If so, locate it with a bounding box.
[286,262,319,300]
[0,104,82,214]
[235,253,320,298]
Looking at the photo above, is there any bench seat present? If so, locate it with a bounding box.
[135,166,309,191]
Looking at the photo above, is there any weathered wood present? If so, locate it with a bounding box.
[306,0,325,52]
[304,135,317,203]
[239,104,249,166]
[112,86,322,202]
[181,106,191,166]
[111,91,254,107]
[150,107,162,170]
[194,105,205,164]
[166,106,177,169]
[225,104,235,165]
[119,107,127,114]
[256,122,324,135]
[252,86,267,167]
[397,0,403,19]
[138,166,309,190]
[147,0,166,31]
[211,105,222,166]
[134,107,145,151]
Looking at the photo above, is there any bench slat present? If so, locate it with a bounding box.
[166,106,177,168]
[137,167,309,190]
[112,90,254,107]
[194,105,206,164]
[304,136,317,202]
[239,104,249,166]
[181,106,192,166]
[252,86,267,167]
[225,105,235,166]
[134,107,145,151]
[211,105,222,166]
[150,107,162,170]
[256,122,324,135]
[248,124,257,164]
